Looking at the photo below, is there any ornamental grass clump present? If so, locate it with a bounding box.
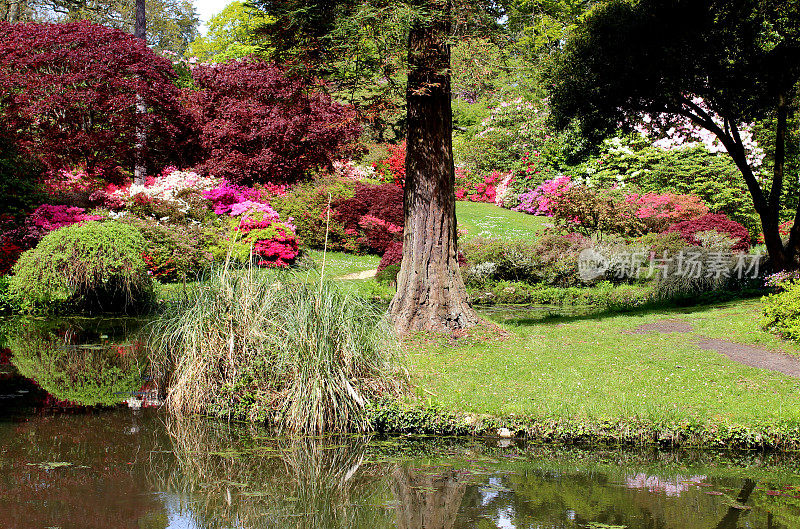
[9,221,154,312]
[149,264,404,433]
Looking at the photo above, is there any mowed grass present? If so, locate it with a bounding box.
[456,201,549,241]
[409,300,800,428]
[307,250,381,277]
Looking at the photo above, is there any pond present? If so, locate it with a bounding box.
[0,317,799,529]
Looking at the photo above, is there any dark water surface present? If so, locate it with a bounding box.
[1,317,800,528]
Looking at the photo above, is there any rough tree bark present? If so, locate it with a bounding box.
[388,0,480,335]
[134,0,147,185]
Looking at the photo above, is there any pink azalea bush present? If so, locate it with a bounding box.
[625,192,709,232]
[29,204,103,231]
[455,168,499,203]
[514,176,573,216]
[234,216,300,267]
[203,180,263,215]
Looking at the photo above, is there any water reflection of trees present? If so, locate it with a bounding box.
[4,317,148,406]
[0,411,170,529]
[158,417,398,529]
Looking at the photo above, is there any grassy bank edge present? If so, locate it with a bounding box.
[366,400,800,452]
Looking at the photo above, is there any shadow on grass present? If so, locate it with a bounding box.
[481,288,768,328]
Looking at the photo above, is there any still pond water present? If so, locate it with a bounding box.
[0,316,799,529]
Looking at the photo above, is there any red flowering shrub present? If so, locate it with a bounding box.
[0,21,194,178]
[625,192,708,232]
[0,238,22,275]
[455,168,498,202]
[2,204,102,263]
[236,218,300,267]
[378,241,404,272]
[757,220,792,244]
[190,59,361,184]
[373,142,406,186]
[332,183,404,253]
[665,213,750,252]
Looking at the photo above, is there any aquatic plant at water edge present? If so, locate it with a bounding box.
[8,221,154,312]
[148,266,404,433]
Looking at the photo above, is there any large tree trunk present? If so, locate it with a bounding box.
[389,0,479,335]
[133,0,147,185]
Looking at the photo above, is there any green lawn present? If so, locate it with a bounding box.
[456,201,549,241]
[409,300,800,428]
[307,250,381,277]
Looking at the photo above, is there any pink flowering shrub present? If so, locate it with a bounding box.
[455,168,498,203]
[215,215,299,267]
[29,204,102,231]
[203,180,264,215]
[625,192,709,232]
[514,176,573,216]
[0,204,103,271]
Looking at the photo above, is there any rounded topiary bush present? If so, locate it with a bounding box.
[9,221,154,312]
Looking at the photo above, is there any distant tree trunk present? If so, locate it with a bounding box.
[134,0,147,185]
[389,0,479,335]
[7,0,20,22]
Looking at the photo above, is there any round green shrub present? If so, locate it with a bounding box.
[761,280,800,341]
[9,221,154,312]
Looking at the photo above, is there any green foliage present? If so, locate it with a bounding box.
[6,319,146,407]
[0,275,16,313]
[375,263,400,284]
[453,97,552,175]
[469,279,652,308]
[269,179,356,248]
[186,1,272,62]
[0,137,44,219]
[119,216,213,282]
[64,0,200,54]
[462,232,590,287]
[9,221,154,313]
[761,280,800,341]
[149,265,404,432]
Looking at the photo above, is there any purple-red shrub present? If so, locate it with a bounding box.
[190,59,361,184]
[0,238,22,275]
[0,21,194,178]
[665,213,750,252]
[332,183,404,254]
[378,241,403,272]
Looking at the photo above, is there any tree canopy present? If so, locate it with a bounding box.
[548,0,800,268]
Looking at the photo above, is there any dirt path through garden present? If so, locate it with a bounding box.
[338,269,377,280]
[628,318,800,378]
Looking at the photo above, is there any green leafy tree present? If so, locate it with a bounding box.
[548,0,800,269]
[253,0,511,333]
[64,0,199,53]
[185,1,272,62]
